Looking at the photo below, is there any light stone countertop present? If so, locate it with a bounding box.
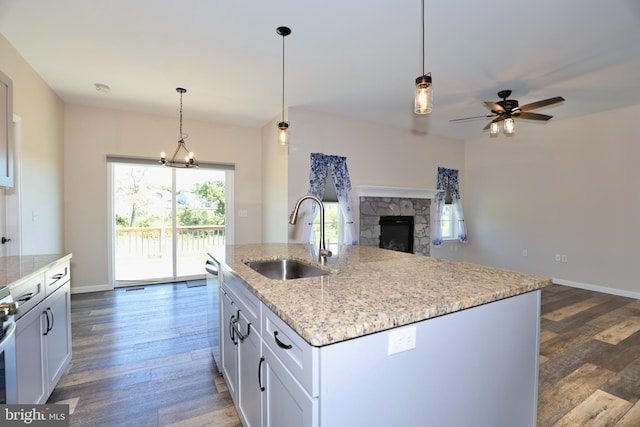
[211,243,551,347]
[0,253,72,288]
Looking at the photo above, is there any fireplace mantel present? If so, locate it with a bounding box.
[354,185,441,199]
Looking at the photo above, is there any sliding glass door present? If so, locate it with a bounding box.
[110,160,230,286]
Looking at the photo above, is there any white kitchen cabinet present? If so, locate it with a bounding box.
[261,342,317,427]
[14,258,72,404]
[220,290,238,401]
[15,292,47,403]
[44,281,72,390]
[218,264,319,427]
[237,322,261,427]
[220,276,262,427]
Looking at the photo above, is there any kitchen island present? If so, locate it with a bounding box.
[211,243,551,427]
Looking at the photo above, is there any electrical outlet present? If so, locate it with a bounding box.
[555,254,561,262]
[562,254,568,263]
[522,249,528,257]
[388,325,417,355]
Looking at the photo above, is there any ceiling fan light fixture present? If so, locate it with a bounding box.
[489,121,499,136]
[450,90,565,138]
[504,117,515,135]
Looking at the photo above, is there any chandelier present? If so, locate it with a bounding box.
[160,88,198,168]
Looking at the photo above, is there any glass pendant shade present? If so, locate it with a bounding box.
[504,117,515,134]
[489,121,499,136]
[414,74,433,114]
[278,121,289,146]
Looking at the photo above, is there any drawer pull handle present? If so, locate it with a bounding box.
[42,309,51,335]
[274,331,292,350]
[231,309,250,342]
[229,315,238,345]
[47,307,55,333]
[258,357,265,392]
[233,319,250,342]
[18,292,34,303]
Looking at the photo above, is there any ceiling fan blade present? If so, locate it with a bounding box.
[518,96,565,112]
[513,111,553,121]
[484,101,505,113]
[450,114,495,122]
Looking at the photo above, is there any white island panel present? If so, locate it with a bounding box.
[319,290,541,427]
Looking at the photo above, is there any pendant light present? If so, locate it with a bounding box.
[160,88,198,168]
[276,26,291,146]
[414,0,433,114]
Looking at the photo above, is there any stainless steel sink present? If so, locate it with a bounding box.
[244,259,330,280]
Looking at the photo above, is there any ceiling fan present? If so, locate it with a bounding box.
[450,90,565,135]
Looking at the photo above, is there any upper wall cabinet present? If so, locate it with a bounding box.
[0,69,13,188]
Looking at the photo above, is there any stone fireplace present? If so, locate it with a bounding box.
[355,186,439,257]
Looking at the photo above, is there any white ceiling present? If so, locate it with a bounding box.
[1,0,639,141]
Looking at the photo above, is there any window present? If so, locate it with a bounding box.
[440,204,459,241]
[311,202,341,253]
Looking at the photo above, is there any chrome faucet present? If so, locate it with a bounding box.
[289,194,333,261]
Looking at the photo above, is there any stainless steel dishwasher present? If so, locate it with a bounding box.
[205,255,221,373]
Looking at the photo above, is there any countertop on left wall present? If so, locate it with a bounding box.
[0,253,72,287]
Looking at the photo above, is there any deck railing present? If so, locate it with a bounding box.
[115,225,225,258]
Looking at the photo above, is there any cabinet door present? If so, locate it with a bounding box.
[262,343,317,427]
[45,282,72,390]
[0,69,12,188]
[15,304,46,404]
[237,322,261,427]
[220,290,238,401]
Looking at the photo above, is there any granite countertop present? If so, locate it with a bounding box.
[211,243,551,347]
[0,253,72,288]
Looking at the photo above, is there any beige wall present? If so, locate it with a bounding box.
[64,104,262,291]
[283,107,466,256]
[261,114,289,242]
[463,104,640,297]
[0,33,64,256]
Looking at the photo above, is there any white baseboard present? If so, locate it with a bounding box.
[71,284,113,294]
[553,278,640,300]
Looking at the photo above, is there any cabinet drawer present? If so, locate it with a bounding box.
[220,266,260,330]
[262,305,319,397]
[46,260,70,295]
[10,272,45,320]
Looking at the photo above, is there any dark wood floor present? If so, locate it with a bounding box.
[48,280,241,427]
[48,282,640,426]
[538,284,640,426]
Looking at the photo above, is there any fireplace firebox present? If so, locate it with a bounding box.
[379,216,414,253]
